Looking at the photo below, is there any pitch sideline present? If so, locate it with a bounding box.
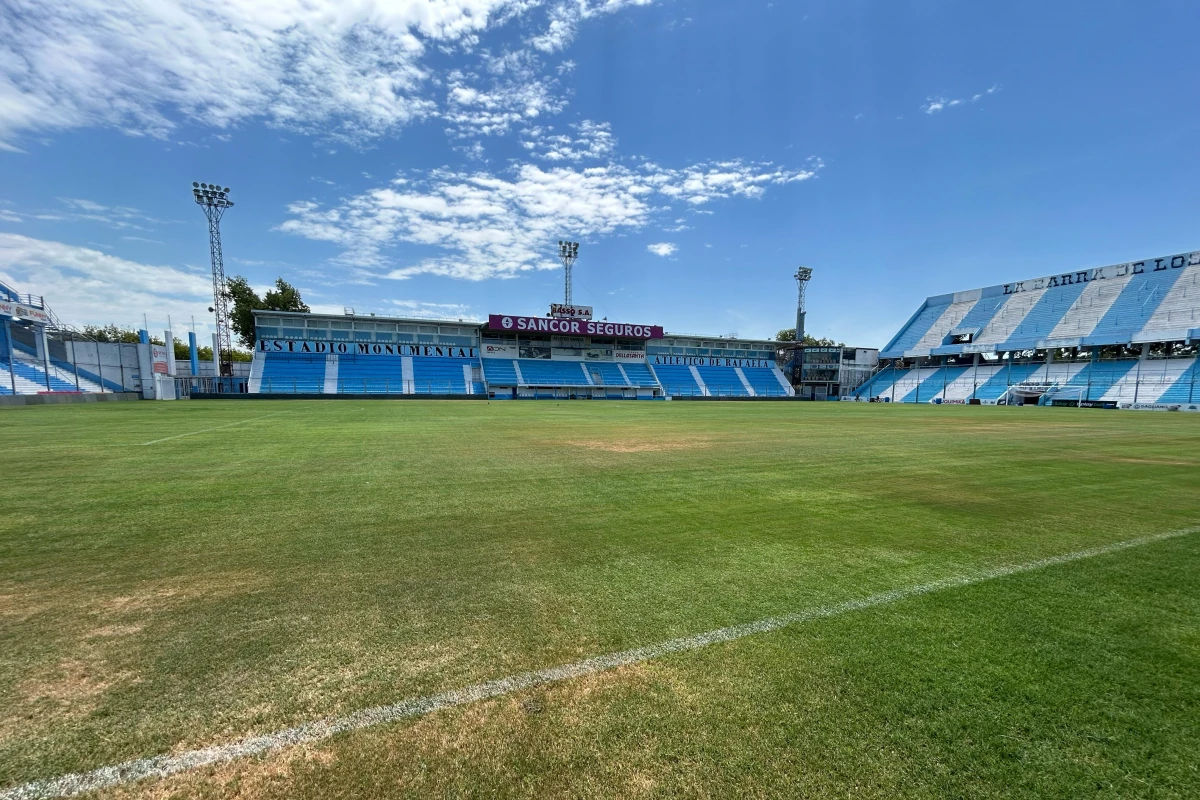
[137,411,291,445]
[2,527,1195,800]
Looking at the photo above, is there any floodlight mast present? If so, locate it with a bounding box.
[794,266,813,344]
[191,182,235,376]
[557,240,579,305]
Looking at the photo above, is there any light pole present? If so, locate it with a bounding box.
[192,182,234,376]
[794,266,813,343]
[558,241,579,306]
[792,267,813,389]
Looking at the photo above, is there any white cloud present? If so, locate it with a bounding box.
[280,156,819,280]
[646,242,676,257]
[443,55,567,138]
[0,233,213,330]
[529,0,654,53]
[0,1,659,147]
[921,84,999,114]
[388,299,480,319]
[56,198,172,230]
[520,120,615,161]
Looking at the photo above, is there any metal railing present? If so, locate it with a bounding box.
[176,377,249,397]
[257,378,472,395]
[660,383,761,398]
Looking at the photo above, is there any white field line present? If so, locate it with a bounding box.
[2,527,1195,800]
[137,412,291,446]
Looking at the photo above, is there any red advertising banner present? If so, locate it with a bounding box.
[489,314,664,340]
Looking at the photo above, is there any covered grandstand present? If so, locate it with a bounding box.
[854,250,1200,407]
[250,310,794,399]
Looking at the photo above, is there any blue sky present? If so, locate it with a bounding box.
[1,0,1198,346]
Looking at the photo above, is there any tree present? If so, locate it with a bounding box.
[227,276,310,349]
[79,324,252,361]
[775,328,844,347]
[81,324,143,343]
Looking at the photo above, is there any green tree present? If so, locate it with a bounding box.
[81,324,143,343]
[775,328,844,347]
[227,276,310,349]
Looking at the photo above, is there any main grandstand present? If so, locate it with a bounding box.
[250,310,795,399]
[853,250,1200,407]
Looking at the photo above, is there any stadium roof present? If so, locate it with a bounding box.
[880,250,1200,358]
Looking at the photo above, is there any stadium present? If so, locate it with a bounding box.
[5,248,1198,410]
[3,239,1200,799]
[4,4,1200,798]
[854,249,1200,409]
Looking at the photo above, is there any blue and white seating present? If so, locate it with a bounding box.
[411,357,474,394]
[259,353,325,393]
[516,359,590,386]
[742,367,792,397]
[619,362,660,387]
[651,364,703,396]
[337,356,403,393]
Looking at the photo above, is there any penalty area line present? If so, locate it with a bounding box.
[2,526,1195,800]
[137,412,291,445]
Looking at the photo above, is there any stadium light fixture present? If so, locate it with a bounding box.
[794,266,813,345]
[557,240,580,306]
[192,181,236,376]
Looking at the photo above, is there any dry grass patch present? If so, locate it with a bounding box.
[92,664,666,800]
[102,571,267,616]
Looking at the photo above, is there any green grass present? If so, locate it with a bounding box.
[1,400,1198,798]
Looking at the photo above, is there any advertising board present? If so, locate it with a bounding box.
[489,315,664,340]
[549,304,592,319]
[258,340,477,358]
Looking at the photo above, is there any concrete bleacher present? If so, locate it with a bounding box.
[51,358,118,392]
[10,358,79,392]
[852,358,1200,405]
[853,366,910,400]
[1000,285,1087,349]
[1158,359,1200,402]
[742,367,792,396]
[883,250,1200,358]
[619,362,660,387]
[884,303,954,356]
[1083,266,1192,346]
[1059,360,1138,401]
[588,362,628,385]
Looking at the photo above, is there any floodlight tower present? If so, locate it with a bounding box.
[794,266,813,344]
[558,240,579,305]
[192,182,235,376]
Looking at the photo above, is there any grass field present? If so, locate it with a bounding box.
[1,400,1199,798]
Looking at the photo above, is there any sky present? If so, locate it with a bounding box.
[1,0,1198,347]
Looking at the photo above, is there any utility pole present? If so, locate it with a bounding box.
[192,182,235,376]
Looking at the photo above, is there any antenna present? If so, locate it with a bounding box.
[191,182,235,376]
[794,266,813,344]
[557,240,579,306]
